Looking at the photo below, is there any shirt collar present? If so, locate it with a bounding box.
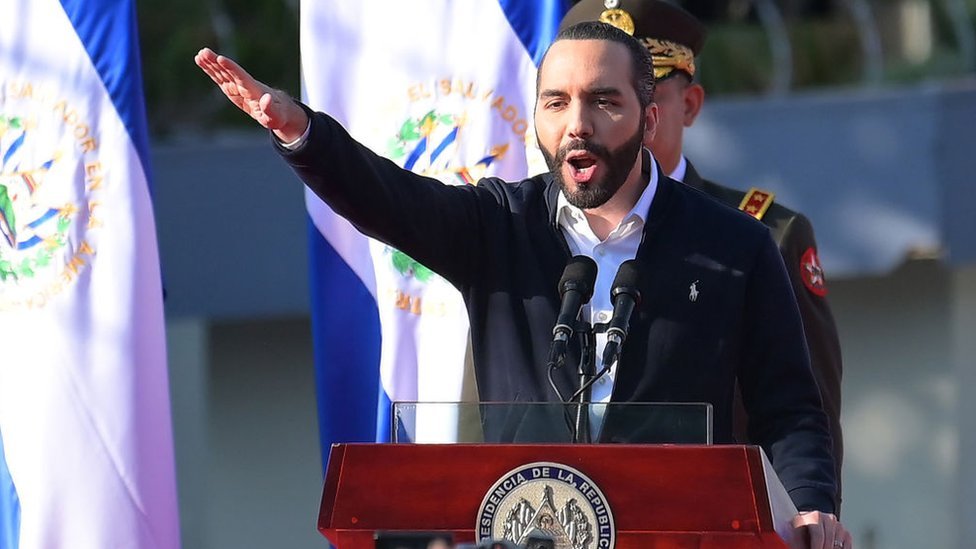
[668,155,688,183]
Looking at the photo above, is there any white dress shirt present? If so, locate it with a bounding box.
[555,152,659,410]
[668,155,688,183]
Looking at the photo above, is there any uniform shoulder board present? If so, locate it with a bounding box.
[738,187,776,220]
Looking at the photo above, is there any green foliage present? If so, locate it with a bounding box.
[700,19,867,95]
[697,5,974,97]
[789,18,864,90]
[698,23,775,95]
[137,0,299,137]
[884,45,974,82]
[136,0,974,131]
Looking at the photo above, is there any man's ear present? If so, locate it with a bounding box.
[683,82,705,127]
[643,102,659,143]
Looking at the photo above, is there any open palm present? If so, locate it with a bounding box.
[194,47,307,141]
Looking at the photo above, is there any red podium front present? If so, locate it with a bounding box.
[318,444,795,548]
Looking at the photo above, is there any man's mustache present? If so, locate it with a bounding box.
[555,139,610,164]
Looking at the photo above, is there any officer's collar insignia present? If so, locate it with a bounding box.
[738,187,775,221]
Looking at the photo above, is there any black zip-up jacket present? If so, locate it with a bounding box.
[683,161,844,508]
[278,109,837,513]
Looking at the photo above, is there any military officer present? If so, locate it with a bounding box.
[561,0,846,510]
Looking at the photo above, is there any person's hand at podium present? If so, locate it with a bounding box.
[194,48,309,144]
[793,510,853,549]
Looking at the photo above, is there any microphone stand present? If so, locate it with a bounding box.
[572,318,616,443]
[549,318,613,444]
[572,324,596,443]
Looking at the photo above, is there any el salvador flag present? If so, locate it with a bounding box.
[0,1,180,548]
[301,0,567,467]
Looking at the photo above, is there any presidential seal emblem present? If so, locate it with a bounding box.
[370,78,537,318]
[381,109,507,290]
[1,81,103,311]
[476,462,614,549]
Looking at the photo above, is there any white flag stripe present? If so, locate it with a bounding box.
[303,186,377,296]
[0,1,179,547]
[302,0,547,430]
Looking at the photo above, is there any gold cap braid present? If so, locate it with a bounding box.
[641,37,696,78]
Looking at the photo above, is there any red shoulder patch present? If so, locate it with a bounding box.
[800,247,828,297]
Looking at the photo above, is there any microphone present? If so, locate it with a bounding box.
[547,255,598,368]
[601,260,641,368]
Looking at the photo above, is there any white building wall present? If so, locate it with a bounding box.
[830,260,955,549]
[952,265,976,549]
[168,318,326,549]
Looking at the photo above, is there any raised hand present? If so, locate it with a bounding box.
[194,47,308,143]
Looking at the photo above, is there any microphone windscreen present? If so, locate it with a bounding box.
[558,255,598,300]
[610,259,641,303]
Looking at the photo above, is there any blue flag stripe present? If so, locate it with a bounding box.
[0,429,20,549]
[375,390,392,443]
[307,220,382,473]
[58,0,154,186]
[497,0,568,66]
[305,0,568,472]
[1,132,25,169]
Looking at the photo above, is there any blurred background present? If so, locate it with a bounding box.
[145,1,976,548]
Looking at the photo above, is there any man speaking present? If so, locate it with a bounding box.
[196,19,850,548]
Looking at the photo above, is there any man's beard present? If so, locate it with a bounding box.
[540,121,645,210]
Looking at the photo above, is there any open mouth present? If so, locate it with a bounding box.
[564,150,599,183]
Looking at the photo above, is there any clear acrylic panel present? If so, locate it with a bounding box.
[391,401,712,445]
